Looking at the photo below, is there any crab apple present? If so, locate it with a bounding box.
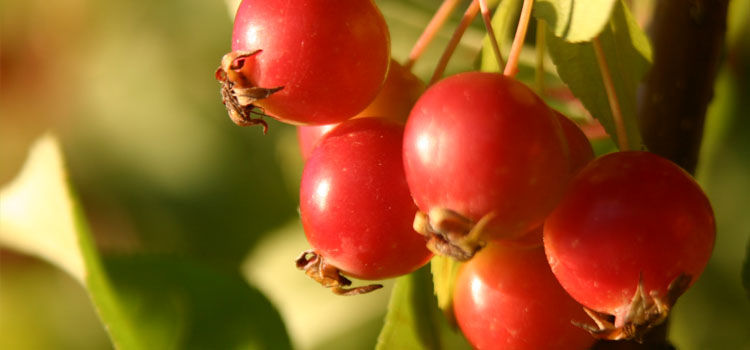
[297,60,425,160]
[555,111,594,176]
[297,123,338,162]
[299,117,432,290]
[453,242,595,350]
[543,151,715,340]
[402,72,569,259]
[221,0,390,126]
[354,60,426,123]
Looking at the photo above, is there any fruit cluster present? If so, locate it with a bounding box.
[216,0,716,348]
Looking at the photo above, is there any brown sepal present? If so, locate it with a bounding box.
[295,250,382,296]
[413,208,494,261]
[573,273,692,342]
[215,50,284,134]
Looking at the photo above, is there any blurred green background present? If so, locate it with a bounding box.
[0,0,748,349]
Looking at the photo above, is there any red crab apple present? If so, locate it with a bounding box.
[217,0,390,130]
[453,242,595,350]
[297,117,432,295]
[543,151,715,340]
[403,71,570,260]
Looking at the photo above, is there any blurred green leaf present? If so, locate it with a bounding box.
[543,0,650,150]
[1,134,88,284]
[376,265,471,350]
[1,134,141,348]
[61,0,298,270]
[0,134,289,349]
[480,0,521,72]
[106,255,291,349]
[533,0,617,42]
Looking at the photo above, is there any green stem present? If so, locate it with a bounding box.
[503,0,533,77]
[478,0,505,72]
[593,37,629,151]
[535,20,546,94]
[404,0,461,71]
[429,1,480,85]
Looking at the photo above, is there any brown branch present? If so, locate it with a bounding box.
[637,0,730,174]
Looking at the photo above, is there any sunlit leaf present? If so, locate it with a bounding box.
[376,266,440,350]
[106,255,291,349]
[533,0,617,42]
[1,135,87,283]
[0,134,290,349]
[430,256,462,325]
[376,265,471,350]
[543,0,650,150]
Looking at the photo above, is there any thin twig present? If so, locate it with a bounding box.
[503,0,533,77]
[592,37,629,151]
[478,0,505,72]
[404,0,461,70]
[429,1,480,85]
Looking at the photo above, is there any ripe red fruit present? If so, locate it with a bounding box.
[223,0,390,126]
[453,242,595,350]
[555,111,594,176]
[296,60,425,160]
[297,124,338,162]
[403,72,569,259]
[543,151,715,339]
[299,118,432,289]
[354,60,426,123]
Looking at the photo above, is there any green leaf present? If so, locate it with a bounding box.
[105,255,291,349]
[743,239,750,300]
[543,0,650,150]
[1,134,88,284]
[376,266,441,350]
[376,265,471,350]
[533,0,618,42]
[481,0,522,72]
[430,256,462,324]
[0,134,290,349]
[1,134,138,348]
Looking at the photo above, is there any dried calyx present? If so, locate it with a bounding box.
[413,208,494,261]
[215,50,283,133]
[575,273,692,342]
[295,250,382,296]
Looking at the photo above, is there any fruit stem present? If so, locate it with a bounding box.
[534,20,546,94]
[404,0,461,71]
[503,0,533,77]
[429,1,480,85]
[478,0,505,72]
[592,37,630,151]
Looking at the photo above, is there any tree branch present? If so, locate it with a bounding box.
[637,0,730,174]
